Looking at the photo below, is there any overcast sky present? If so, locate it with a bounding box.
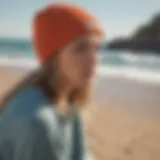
[0,0,160,40]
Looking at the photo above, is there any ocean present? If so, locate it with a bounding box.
[0,39,160,84]
[1,39,160,117]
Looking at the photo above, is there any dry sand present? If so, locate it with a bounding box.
[0,68,160,160]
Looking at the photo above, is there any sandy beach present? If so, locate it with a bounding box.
[0,67,160,160]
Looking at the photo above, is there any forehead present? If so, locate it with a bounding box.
[74,34,103,45]
[60,34,103,52]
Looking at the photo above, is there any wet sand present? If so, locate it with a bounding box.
[0,68,160,160]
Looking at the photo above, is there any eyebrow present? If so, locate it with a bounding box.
[78,37,102,45]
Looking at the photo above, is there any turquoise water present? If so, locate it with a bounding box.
[0,39,34,58]
[0,38,160,72]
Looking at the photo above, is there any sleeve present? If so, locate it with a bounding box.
[73,113,95,160]
[11,119,55,160]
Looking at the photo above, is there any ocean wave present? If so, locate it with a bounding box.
[0,56,160,84]
[97,66,160,84]
[104,51,160,66]
[0,56,39,69]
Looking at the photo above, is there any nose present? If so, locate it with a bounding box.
[88,51,98,65]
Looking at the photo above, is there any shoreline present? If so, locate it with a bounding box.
[1,56,160,83]
[1,66,160,118]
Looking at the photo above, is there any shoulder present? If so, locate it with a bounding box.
[0,86,48,122]
[0,86,50,136]
[2,86,47,112]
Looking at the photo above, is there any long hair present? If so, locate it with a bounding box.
[0,55,92,112]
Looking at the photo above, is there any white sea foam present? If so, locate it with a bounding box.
[0,56,39,69]
[97,66,160,84]
[118,52,160,65]
[121,52,140,63]
[0,56,160,84]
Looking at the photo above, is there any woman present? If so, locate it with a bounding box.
[0,3,104,160]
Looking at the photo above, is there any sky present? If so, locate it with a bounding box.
[0,0,160,40]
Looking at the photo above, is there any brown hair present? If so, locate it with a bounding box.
[0,55,92,112]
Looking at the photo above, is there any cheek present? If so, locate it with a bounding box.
[60,53,82,81]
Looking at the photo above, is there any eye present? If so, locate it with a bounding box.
[75,43,88,53]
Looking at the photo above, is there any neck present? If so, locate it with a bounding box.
[54,80,73,117]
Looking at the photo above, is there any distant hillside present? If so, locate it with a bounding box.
[106,13,160,53]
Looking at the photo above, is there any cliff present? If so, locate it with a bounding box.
[107,13,160,53]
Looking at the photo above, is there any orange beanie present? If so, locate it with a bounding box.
[33,3,104,64]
